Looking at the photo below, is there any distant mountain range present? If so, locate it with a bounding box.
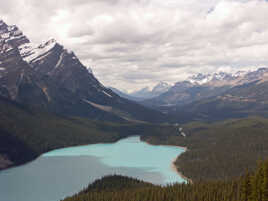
[0,20,168,123]
[108,66,268,122]
[143,68,268,106]
[141,68,268,122]
[130,82,171,99]
[110,82,171,101]
[109,87,144,102]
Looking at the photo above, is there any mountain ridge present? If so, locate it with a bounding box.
[143,68,268,108]
[0,20,168,123]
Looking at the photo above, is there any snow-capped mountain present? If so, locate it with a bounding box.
[232,70,248,78]
[172,67,268,122]
[188,71,242,86]
[18,38,94,75]
[188,73,213,85]
[0,20,29,47]
[0,20,167,123]
[187,69,268,87]
[152,81,171,94]
[143,68,268,107]
[130,82,171,99]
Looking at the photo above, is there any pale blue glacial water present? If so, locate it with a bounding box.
[0,136,186,201]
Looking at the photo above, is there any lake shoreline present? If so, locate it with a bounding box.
[142,138,191,184]
[171,157,193,184]
[1,135,192,185]
[0,136,124,172]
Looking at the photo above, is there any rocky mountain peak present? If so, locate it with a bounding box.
[188,73,212,85]
[19,38,59,63]
[37,38,58,51]
[130,82,171,99]
[0,20,7,30]
[187,70,253,86]
[0,20,29,49]
[232,70,247,77]
[0,20,168,123]
[152,81,171,93]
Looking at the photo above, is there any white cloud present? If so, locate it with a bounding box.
[2,0,268,91]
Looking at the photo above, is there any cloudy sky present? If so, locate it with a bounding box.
[1,0,268,92]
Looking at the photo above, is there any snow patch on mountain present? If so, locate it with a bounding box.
[0,21,29,50]
[130,82,171,99]
[188,73,213,85]
[184,68,268,88]
[152,81,171,93]
[188,71,251,86]
[55,51,65,68]
[86,66,93,74]
[19,39,57,63]
[232,70,248,78]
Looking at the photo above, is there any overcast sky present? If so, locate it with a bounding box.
[2,0,268,92]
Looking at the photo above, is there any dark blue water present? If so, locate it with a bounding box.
[0,136,186,201]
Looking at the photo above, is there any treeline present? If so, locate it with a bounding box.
[62,160,268,201]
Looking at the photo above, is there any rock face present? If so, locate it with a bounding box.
[0,20,167,123]
[0,20,38,102]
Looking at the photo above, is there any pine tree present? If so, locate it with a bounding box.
[241,169,251,201]
[262,161,268,201]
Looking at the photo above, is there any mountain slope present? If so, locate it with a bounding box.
[0,20,168,123]
[0,93,180,170]
[171,79,268,122]
[143,81,230,107]
[142,68,268,122]
[0,95,119,170]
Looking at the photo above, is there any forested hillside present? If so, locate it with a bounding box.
[62,160,268,201]
[0,95,178,170]
[143,117,268,181]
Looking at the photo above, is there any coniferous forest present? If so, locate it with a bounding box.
[63,160,268,201]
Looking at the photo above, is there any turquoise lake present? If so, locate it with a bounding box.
[0,136,186,201]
